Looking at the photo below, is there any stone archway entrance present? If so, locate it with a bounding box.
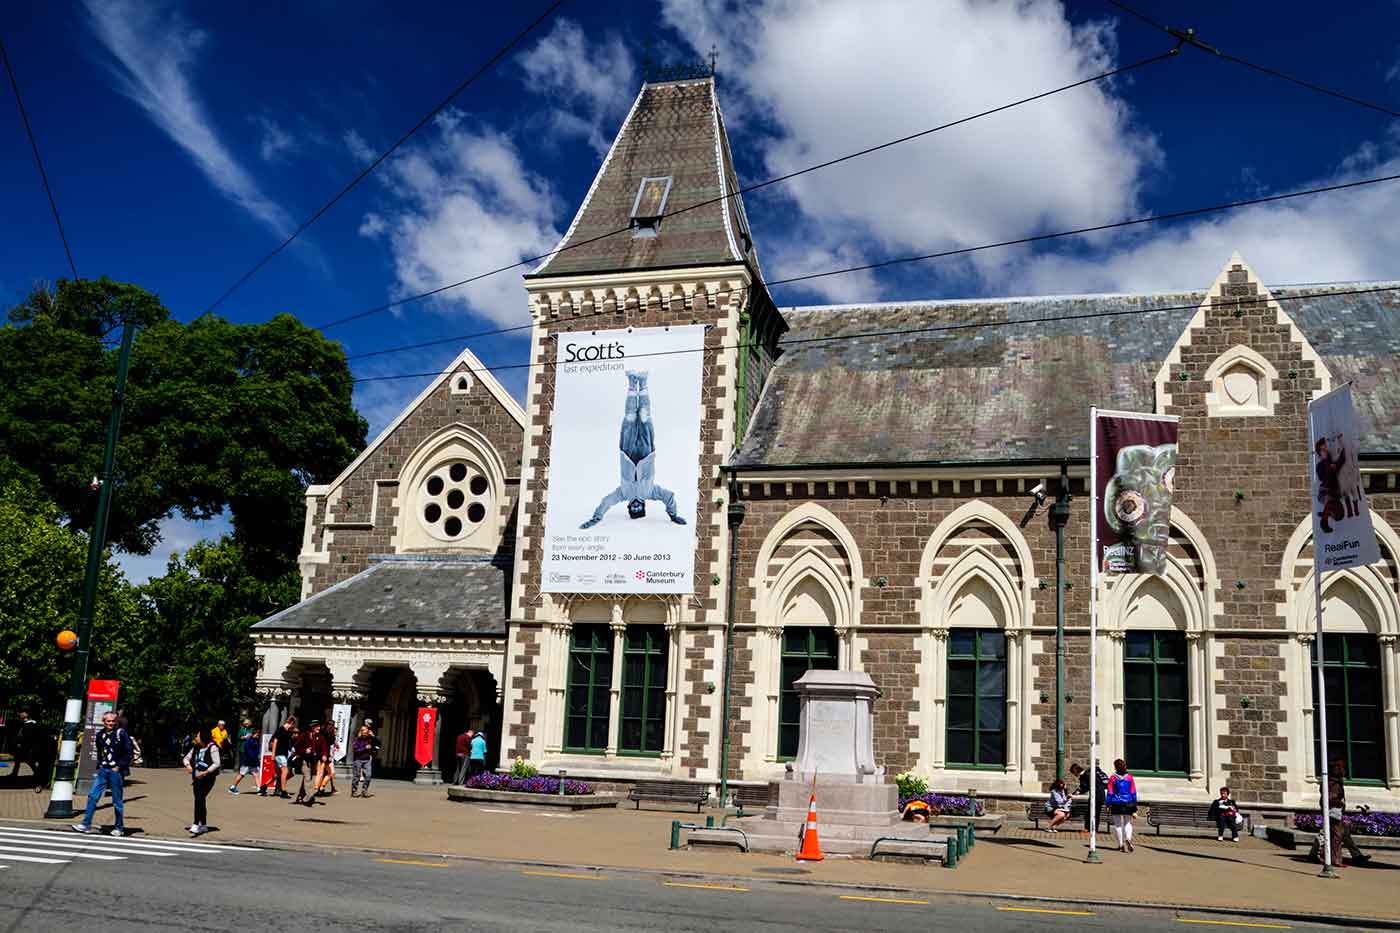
[436,668,502,781]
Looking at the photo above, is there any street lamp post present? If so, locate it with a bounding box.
[1050,463,1072,780]
[44,319,136,820]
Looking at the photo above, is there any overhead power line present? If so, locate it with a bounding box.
[339,168,1400,362]
[1106,0,1400,119]
[350,282,1400,385]
[2,36,79,280]
[314,46,1181,331]
[202,0,568,316]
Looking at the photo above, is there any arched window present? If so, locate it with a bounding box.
[394,426,507,553]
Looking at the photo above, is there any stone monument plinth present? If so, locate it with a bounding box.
[689,669,951,860]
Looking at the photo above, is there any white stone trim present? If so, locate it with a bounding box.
[393,423,509,554]
[1203,344,1279,418]
[708,80,742,264]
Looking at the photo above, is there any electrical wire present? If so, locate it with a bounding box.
[2,36,79,280]
[1106,0,1400,119]
[349,282,1400,384]
[202,0,567,316]
[314,46,1181,331]
[338,168,1400,362]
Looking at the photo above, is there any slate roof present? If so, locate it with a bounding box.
[529,78,758,278]
[252,557,508,636]
[734,283,1400,467]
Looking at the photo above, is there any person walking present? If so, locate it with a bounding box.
[261,716,295,798]
[1324,757,1370,866]
[1045,778,1073,832]
[1070,762,1107,834]
[350,724,379,798]
[1105,758,1139,852]
[230,726,261,795]
[453,728,473,785]
[1208,786,1243,842]
[183,725,222,836]
[469,728,488,779]
[71,711,135,836]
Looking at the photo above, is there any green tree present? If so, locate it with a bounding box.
[0,481,139,725]
[1,277,367,562]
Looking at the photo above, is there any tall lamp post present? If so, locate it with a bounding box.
[1049,463,1072,779]
[45,319,136,819]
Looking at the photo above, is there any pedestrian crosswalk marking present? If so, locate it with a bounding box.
[0,822,262,870]
[0,844,125,861]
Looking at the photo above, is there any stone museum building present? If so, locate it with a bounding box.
[253,76,1400,811]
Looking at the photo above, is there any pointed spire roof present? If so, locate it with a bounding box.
[529,77,761,279]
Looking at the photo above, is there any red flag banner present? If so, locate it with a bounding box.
[1093,411,1179,575]
[414,707,437,767]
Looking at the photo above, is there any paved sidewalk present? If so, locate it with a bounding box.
[4,768,1396,924]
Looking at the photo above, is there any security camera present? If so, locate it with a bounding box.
[1029,482,1047,502]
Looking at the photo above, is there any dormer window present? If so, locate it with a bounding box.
[630,176,672,238]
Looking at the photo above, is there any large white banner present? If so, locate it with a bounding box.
[331,703,352,763]
[542,325,704,594]
[1309,384,1380,571]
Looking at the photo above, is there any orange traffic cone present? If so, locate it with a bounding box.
[795,792,824,861]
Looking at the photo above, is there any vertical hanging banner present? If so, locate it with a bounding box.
[1308,384,1380,571]
[1093,410,1180,575]
[330,704,352,763]
[414,707,437,767]
[541,325,705,594]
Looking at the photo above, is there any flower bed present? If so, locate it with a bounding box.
[897,792,985,817]
[465,773,593,795]
[1294,811,1400,837]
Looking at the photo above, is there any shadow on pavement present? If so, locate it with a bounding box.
[1145,844,1318,876]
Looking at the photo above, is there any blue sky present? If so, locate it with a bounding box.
[3,0,1399,579]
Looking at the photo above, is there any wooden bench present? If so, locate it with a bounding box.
[1026,798,1106,830]
[731,783,775,813]
[1147,803,1250,836]
[628,780,710,812]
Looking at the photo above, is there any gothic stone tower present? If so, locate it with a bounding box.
[501,76,785,780]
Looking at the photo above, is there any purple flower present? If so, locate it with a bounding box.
[896,792,984,816]
[464,773,593,795]
[1294,811,1400,837]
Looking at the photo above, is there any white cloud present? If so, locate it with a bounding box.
[357,111,561,326]
[253,115,296,162]
[1002,133,1400,296]
[113,511,233,584]
[517,19,636,155]
[83,0,293,236]
[662,0,1159,300]
[344,128,376,165]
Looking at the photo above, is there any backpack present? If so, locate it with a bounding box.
[1106,773,1137,806]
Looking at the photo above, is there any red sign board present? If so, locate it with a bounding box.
[87,679,120,702]
[414,707,437,766]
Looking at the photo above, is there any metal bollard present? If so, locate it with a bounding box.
[558,770,566,796]
[670,820,681,850]
[945,839,958,868]
[705,815,714,828]
[967,823,975,850]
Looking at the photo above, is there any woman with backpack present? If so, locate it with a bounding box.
[182,725,222,837]
[1105,758,1139,852]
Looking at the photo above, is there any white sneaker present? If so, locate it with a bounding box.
[186,824,197,833]
[1217,835,1224,841]
[110,828,125,838]
[70,823,90,834]
[191,825,208,836]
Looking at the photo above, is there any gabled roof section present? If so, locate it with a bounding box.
[529,78,757,278]
[252,556,508,636]
[312,345,525,496]
[734,280,1400,467]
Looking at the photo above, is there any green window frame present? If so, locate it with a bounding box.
[564,624,613,753]
[946,629,1008,768]
[620,626,669,756]
[778,627,839,760]
[1313,634,1386,784]
[1123,631,1189,776]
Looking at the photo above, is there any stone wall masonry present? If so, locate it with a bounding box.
[304,360,524,595]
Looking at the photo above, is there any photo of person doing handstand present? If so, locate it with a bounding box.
[580,371,686,529]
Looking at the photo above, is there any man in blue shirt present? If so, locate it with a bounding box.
[469,730,488,778]
[72,712,134,837]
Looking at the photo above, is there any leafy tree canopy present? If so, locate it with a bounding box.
[0,277,367,566]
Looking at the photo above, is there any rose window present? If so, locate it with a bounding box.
[418,460,491,541]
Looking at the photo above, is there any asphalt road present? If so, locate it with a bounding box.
[0,825,1358,932]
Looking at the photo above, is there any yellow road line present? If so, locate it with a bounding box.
[838,895,930,905]
[1176,920,1290,929]
[375,858,448,868]
[522,870,607,881]
[664,881,750,892]
[998,907,1096,916]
